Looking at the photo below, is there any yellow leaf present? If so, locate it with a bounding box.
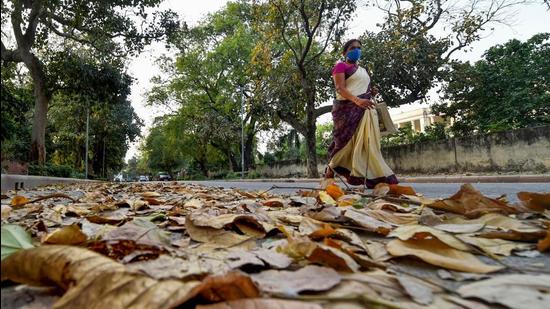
[386,238,503,274]
[537,227,550,252]
[10,195,29,207]
[42,224,87,245]
[319,191,336,205]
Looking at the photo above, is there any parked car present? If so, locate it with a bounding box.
[158,172,171,181]
[138,175,149,182]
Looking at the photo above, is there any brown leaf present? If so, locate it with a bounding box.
[103,219,170,247]
[42,224,87,245]
[227,250,265,269]
[538,227,550,252]
[344,208,392,235]
[389,225,470,251]
[262,198,286,208]
[308,243,360,272]
[518,192,550,212]
[365,209,419,226]
[1,245,261,308]
[456,235,531,257]
[373,183,390,196]
[86,213,127,225]
[251,265,341,295]
[141,191,161,198]
[196,298,322,309]
[389,184,417,196]
[427,184,519,218]
[326,183,345,199]
[386,238,503,273]
[479,229,547,242]
[186,215,251,248]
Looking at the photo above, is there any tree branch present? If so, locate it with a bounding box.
[314,104,333,118]
[23,0,43,45]
[1,40,23,62]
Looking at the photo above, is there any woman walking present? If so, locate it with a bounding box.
[326,39,398,188]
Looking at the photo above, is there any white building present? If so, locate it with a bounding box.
[389,107,447,133]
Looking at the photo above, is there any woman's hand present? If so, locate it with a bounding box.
[355,98,375,109]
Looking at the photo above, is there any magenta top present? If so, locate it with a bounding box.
[332,61,358,75]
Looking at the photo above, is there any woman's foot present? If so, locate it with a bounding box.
[324,166,335,178]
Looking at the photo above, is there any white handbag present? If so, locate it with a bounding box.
[374,100,397,136]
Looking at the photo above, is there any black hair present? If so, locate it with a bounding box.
[342,39,362,54]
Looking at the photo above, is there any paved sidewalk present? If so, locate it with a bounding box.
[1,174,98,194]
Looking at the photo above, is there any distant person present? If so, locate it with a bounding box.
[325,39,398,188]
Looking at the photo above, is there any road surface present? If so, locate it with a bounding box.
[183,180,549,203]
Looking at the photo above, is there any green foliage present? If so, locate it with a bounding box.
[27,163,77,178]
[1,225,34,260]
[381,122,449,147]
[434,33,550,136]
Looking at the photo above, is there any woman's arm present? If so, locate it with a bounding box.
[333,73,375,109]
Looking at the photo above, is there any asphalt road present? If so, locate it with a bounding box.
[183,180,549,203]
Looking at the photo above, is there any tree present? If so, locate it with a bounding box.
[433,33,550,136]
[148,1,270,172]
[254,0,356,177]
[361,0,529,107]
[1,0,178,163]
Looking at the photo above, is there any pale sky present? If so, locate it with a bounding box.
[125,0,550,161]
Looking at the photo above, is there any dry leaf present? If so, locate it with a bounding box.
[319,191,337,205]
[517,192,550,212]
[538,227,550,252]
[126,255,189,279]
[10,195,30,207]
[196,298,323,309]
[42,224,87,245]
[227,250,265,269]
[386,238,503,273]
[1,205,12,218]
[103,219,170,247]
[457,274,550,309]
[365,209,419,226]
[427,184,519,218]
[186,215,251,248]
[253,248,292,269]
[396,274,434,305]
[433,223,485,234]
[479,229,546,242]
[251,265,341,295]
[389,185,416,196]
[456,234,532,257]
[443,213,539,232]
[308,243,360,272]
[373,183,390,196]
[344,208,392,235]
[262,198,286,208]
[389,225,470,251]
[326,183,345,199]
[141,192,161,198]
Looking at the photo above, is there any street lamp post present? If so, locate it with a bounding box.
[85,103,89,179]
[241,87,245,179]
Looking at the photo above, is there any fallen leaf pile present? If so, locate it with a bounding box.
[1,181,549,309]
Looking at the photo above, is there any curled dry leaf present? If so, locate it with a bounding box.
[251,265,341,295]
[253,248,292,269]
[386,238,503,273]
[42,224,87,245]
[186,215,251,248]
[103,219,170,247]
[141,192,161,198]
[517,192,550,212]
[126,255,189,279]
[427,184,519,218]
[396,274,434,305]
[389,225,470,251]
[388,184,416,196]
[1,245,260,308]
[365,209,419,226]
[308,243,360,272]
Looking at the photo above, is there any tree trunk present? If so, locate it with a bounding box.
[305,98,319,178]
[244,131,255,170]
[23,53,49,164]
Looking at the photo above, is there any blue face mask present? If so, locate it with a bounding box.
[346,48,361,62]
